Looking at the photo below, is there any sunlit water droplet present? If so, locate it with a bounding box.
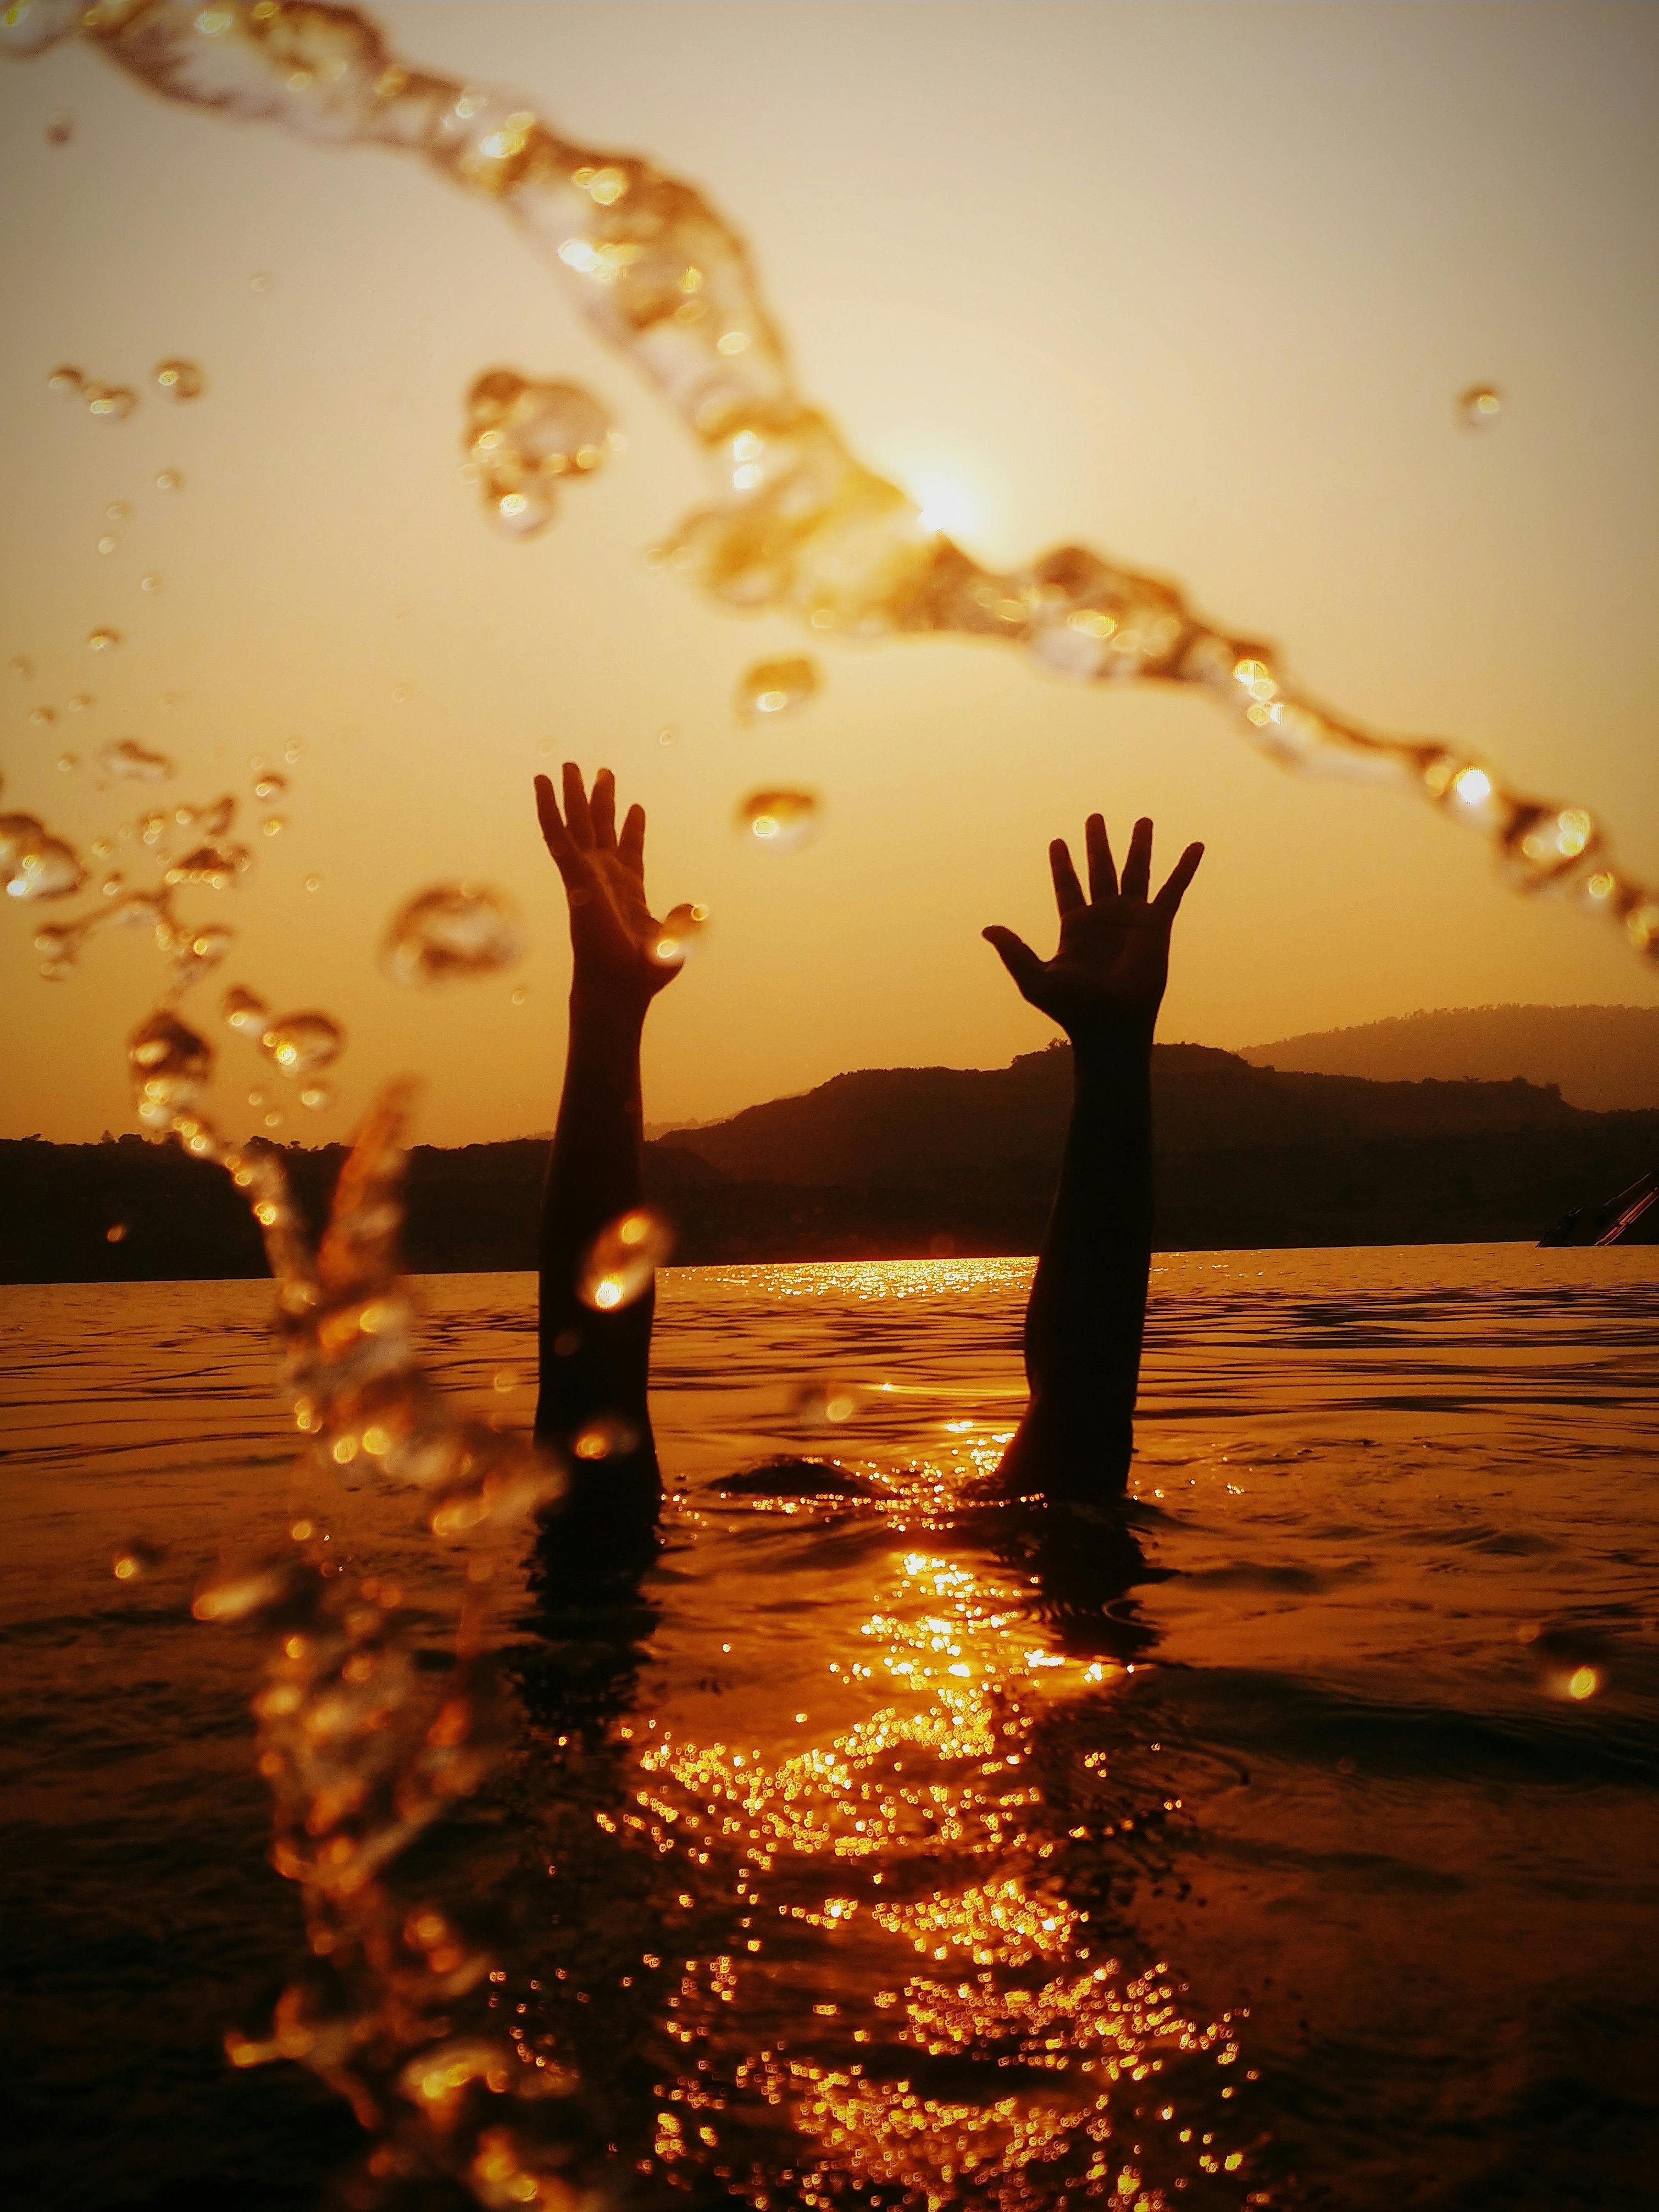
[509,985,528,1007]
[30,706,56,727]
[578,1206,675,1311]
[66,693,91,713]
[99,738,174,781]
[113,1540,168,1582]
[259,1011,344,1080]
[165,842,250,888]
[87,627,121,652]
[298,1083,330,1111]
[85,385,136,422]
[127,1007,212,1128]
[463,368,613,538]
[737,787,820,851]
[105,1221,129,1245]
[736,654,819,724]
[262,815,285,836]
[304,873,322,892]
[253,771,287,801]
[140,573,164,594]
[155,468,182,492]
[224,987,269,1038]
[8,655,35,680]
[46,367,82,398]
[56,753,78,773]
[382,883,525,984]
[106,500,132,521]
[650,901,709,968]
[97,534,118,555]
[154,358,206,401]
[1458,384,1503,429]
[572,1412,642,1461]
[790,1378,862,1423]
[2,813,86,901]
[45,110,73,146]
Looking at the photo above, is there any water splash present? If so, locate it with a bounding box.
[259,1009,344,1079]
[13,0,1649,964]
[2,812,86,901]
[101,738,175,780]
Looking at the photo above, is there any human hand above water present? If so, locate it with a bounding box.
[534,764,688,1018]
[983,814,1203,1045]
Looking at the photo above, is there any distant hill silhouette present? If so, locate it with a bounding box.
[1240,1004,1659,1112]
[4,1045,1654,1282]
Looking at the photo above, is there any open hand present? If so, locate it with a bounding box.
[984,814,1203,1041]
[534,764,688,1015]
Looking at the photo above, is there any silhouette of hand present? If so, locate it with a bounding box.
[984,814,1203,1041]
[535,764,686,1015]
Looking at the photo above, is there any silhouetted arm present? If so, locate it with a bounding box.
[533,764,684,1517]
[984,814,1203,1502]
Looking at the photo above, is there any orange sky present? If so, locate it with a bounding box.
[3,1,1656,1147]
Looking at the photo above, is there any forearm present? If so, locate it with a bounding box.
[535,992,653,1450]
[1010,1027,1156,1491]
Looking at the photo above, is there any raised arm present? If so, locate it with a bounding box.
[983,814,1202,1503]
[532,764,685,1526]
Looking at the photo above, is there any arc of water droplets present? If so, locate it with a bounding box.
[5,0,1652,964]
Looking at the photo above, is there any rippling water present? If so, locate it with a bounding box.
[5,1247,1658,2211]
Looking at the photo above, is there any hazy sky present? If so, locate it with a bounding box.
[3,2,1656,1147]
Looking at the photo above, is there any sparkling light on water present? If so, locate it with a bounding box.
[463,367,613,537]
[259,1011,344,1079]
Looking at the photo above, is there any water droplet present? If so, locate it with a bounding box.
[87,627,121,652]
[382,883,525,985]
[1458,385,1503,429]
[463,369,614,538]
[99,738,174,781]
[298,1084,330,1111]
[578,1207,674,1312]
[650,901,708,968]
[262,815,285,837]
[1,813,85,901]
[303,873,322,892]
[56,753,77,773]
[657,725,676,745]
[249,271,271,293]
[84,385,136,422]
[790,1379,861,1423]
[46,111,72,146]
[46,367,81,398]
[391,683,410,703]
[264,1111,283,1129]
[97,534,118,555]
[30,706,56,727]
[66,694,91,713]
[113,1540,169,1583]
[140,573,163,594]
[260,1011,344,1079]
[737,788,820,851]
[536,739,553,757]
[509,985,528,1007]
[127,1007,212,1128]
[101,873,123,897]
[246,1089,265,1108]
[106,501,132,521]
[165,842,250,888]
[253,771,286,800]
[154,358,206,401]
[154,468,182,492]
[106,1222,129,1246]
[284,742,303,766]
[736,655,819,724]
[572,1412,642,1461]
[224,985,267,1035]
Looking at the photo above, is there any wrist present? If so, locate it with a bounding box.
[1067,1015,1156,1069]
[569,982,650,1039]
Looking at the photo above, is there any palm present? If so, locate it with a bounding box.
[985,813,1203,1039]
[535,765,683,1008]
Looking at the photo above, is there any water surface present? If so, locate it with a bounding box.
[4,1246,1657,2210]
